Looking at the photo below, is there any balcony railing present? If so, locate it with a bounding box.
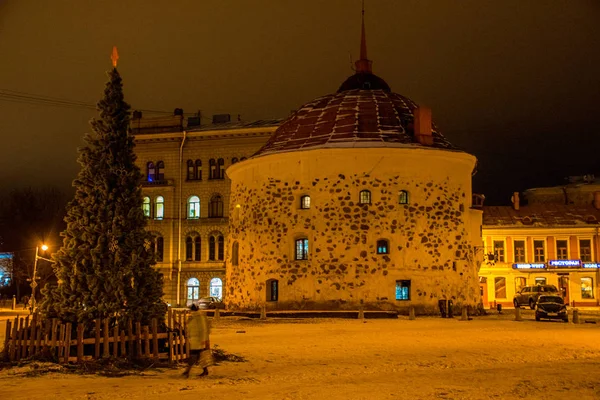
[142,179,174,187]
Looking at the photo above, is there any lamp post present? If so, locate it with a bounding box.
[31,244,51,312]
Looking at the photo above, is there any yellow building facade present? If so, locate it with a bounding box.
[132,114,278,306]
[479,204,600,308]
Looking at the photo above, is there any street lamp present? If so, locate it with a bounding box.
[31,244,52,312]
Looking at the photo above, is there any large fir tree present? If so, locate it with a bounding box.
[40,63,166,327]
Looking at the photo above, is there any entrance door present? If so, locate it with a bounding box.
[479,277,489,308]
[558,275,570,304]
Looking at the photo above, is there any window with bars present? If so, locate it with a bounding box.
[266,279,279,302]
[295,238,309,260]
[395,280,411,300]
[398,190,409,205]
[300,195,310,209]
[359,190,371,205]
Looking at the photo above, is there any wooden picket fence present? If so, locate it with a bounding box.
[2,308,190,363]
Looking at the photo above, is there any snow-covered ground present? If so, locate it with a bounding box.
[1,314,600,400]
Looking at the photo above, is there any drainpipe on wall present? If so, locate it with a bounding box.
[177,131,187,306]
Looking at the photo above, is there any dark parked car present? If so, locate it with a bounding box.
[197,297,224,310]
[513,285,559,309]
[535,295,568,322]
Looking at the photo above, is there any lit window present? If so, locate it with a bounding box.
[217,158,225,179]
[494,277,507,299]
[535,277,546,286]
[188,196,200,219]
[395,280,411,300]
[513,240,525,262]
[195,159,202,180]
[295,238,309,260]
[209,277,223,300]
[398,190,409,205]
[493,240,505,262]
[147,162,155,182]
[142,196,151,218]
[581,277,594,299]
[155,196,164,220]
[209,194,224,218]
[533,240,545,262]
[580,239,592,262]
[267,279,279,302]
[377,239,389,254]
[556,240,568,260]
[359,190,371,204]
[187,160,194,180]
[186,277,199,307]
[515,277,526,293]
[300,195,311,209]
[156,161,165,180]
[232,241,239,266]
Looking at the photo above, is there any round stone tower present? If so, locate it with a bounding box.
[225,14,483,313]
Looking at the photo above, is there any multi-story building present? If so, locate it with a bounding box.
[479,193,600,308]
[132,112,279,306]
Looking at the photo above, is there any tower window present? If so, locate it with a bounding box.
[295,238,309,260]
[300,195,311,209]
[377,239,389,254]
[359,190,371,204]
[395,280,411,300]
[266,279,279,302]
[399,190,409,205]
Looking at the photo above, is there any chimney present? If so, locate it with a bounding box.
[174,108,184,116]
[414,106,433,146]
[132,110,142,119]
[511,192,520,211]
[594,192,600,210]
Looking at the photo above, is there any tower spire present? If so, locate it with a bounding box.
[111,46,119,68]
[355,0,372,73]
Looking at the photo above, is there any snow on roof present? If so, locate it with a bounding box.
[483,204,600,227]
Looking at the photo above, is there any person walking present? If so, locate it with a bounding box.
[182,304,212,378]
[22,295,29,310]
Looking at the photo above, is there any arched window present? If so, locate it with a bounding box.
[187,160,194,180]
[217,158,225,179]
[186,236,193,261]
[231,157,238,164]
[142,196,151,217]
[399,190,409,205]
[147,162,155,182]
[359,190,371,204]
[155,236,164,262]
[156,161,165,180]
[209,159,216,180]
[266,279,279,302]
[209,277,223,300]
[155,196,164,220]
[195,159,202,180]
[209,194,224,218]
[194,236,201,261]
[300,195,311,209]
[231,241,239,266]
[209,236,216,260]
[218,235,224,260]
[188,196,200,219]
[187,277,200,307]
[295,238,309,260]
[377,239,389,254]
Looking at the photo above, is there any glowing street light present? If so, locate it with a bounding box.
[31,244,53,312]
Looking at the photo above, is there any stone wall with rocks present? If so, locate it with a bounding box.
[226,147,482,313]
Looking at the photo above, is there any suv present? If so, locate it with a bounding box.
[513,285,559,309]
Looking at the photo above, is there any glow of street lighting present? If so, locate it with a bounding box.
[41,244,48,251]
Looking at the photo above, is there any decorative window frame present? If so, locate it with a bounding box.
[532,237,547,263]
[491,237,507,263]
[299,195,311,210]
[512,237,527,263]
[554,237,570,260]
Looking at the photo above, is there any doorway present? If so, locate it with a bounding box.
[558,274,570,304]
[479,277,489,308]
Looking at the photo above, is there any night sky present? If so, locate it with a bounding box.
[1,1,599,204]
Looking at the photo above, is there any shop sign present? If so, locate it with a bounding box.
[512,263,546,270]
[548,260,581,268]
[582,263,600,269]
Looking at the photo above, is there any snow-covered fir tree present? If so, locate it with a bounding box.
[40,61,166,327]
